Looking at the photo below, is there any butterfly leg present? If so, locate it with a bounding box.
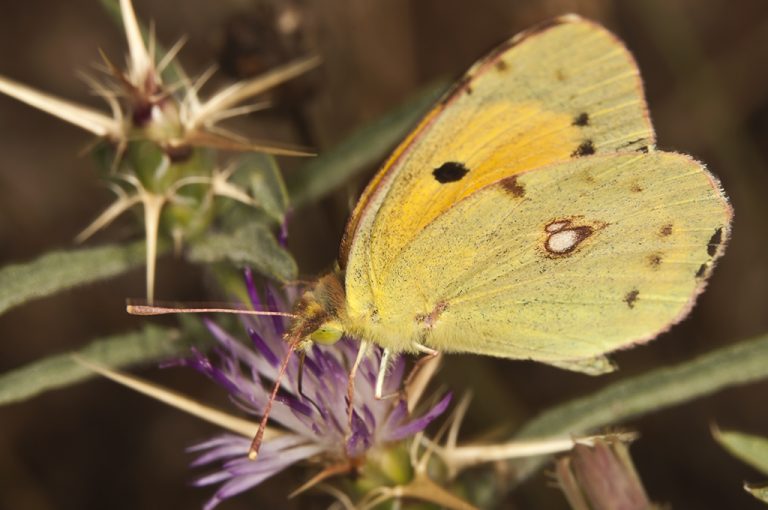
[374,348,400,400]
[347,340,370,426]
[401,342,441,404]
[413,342,438,356]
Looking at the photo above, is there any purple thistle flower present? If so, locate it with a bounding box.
[180,281,452,509]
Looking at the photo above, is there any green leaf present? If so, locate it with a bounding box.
[0,241,146,316]
[187,222,297,282]
[714,428,768,476]
[745,483,768,504]
[240,153,289,221]
[287,81,448,207]
[510,333,768,483]
[0,324,188,406]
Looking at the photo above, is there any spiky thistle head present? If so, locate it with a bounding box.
[0,0,317,302]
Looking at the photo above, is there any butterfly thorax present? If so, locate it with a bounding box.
[288,271,348,347]
[287,273,434,354]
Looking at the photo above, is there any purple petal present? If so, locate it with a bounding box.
[199,443,323,510]
[192,445,247,468]
[202,364,241,396]
[314,391,345,436]
[385,356,406,394]
[360,354,379,385]
[382,399,408,432]
[277,393,313,417]
[188,434,247,453]
[279,214,290,247]
[202,494,225,510]
[361,404,376,430]
[204,317,231,344]
[264,287,284,335]
[346,409,372,457]
[228,393,263,417]
[180,348,242,396]
[195,471,233,487]
[301,353,321,377]
[243,267,262,310]
[247,327,279,367]
[317,348,347,385]
[384,392,452,442]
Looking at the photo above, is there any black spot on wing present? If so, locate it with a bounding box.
[636,146,650,153]
[495,59,509,72]
[648,254,662,268]
[624,289,639,309]
[660,224,673,237]
[572,112,590,126]
[695,263,708,278]
[707,227,723,256]
[571,140,595,157]
[433,162,469,183]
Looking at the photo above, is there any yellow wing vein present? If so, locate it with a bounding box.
[573,70,638,96]
[590,100,643,118]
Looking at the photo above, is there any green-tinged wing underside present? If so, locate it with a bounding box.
[366,152,731,372]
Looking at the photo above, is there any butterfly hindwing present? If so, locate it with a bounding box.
[361,152,730,370]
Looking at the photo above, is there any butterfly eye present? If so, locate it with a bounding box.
[310,320,344,345]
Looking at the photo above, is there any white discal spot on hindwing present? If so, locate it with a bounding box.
[547,229,586,253]
[543,218,604,257]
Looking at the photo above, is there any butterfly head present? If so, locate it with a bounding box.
[288,271,348,348]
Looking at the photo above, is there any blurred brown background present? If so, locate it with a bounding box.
[1,0,768,508]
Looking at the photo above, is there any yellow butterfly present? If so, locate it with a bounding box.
[251,14,732,457]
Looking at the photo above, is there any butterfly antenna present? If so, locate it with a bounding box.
[248,335,300,460]
[126,301,298,319]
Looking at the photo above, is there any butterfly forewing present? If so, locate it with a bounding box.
[344,17,656,321]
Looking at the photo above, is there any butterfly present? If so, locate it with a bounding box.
[137,14,732,458]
